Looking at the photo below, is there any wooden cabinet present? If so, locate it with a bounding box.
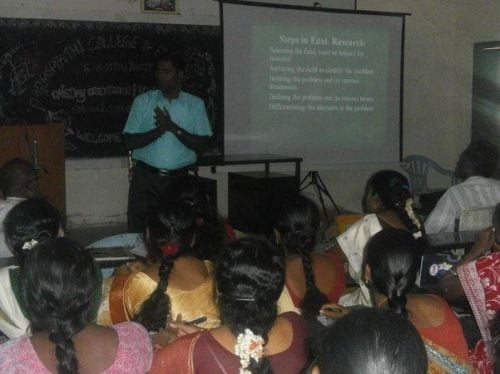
[0,124,65,214]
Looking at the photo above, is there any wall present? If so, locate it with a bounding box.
[2,0,500,226]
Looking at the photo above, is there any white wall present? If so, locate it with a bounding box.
[2,0,500,226]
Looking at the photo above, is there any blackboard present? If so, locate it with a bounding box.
[0,18,223,159]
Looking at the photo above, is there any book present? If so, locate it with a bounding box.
[88,246,136,262]
[418,252,463,291]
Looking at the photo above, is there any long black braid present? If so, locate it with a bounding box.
[160,174,225,261]
[275,195,328,318]
[49,330,79,374]
[133,202,195,331]
[217,239,285,374]
[21,238,100,374]
[364,228,421,318]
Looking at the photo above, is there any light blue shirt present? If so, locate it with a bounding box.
[123,89,212,169]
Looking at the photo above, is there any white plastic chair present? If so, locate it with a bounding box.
[401,155,457,196]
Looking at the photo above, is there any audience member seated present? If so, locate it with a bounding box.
[0,237,152,373]
[333,170,424,306]
[96,174,235,290]
[274,194,345,317]
[425,139,500,234]
[99,201,219,329]
[0,198,63,338]
[437,203,500,373]
[311,308,428,374]
[327,228,469,372]
[160,174,235,261]
[150,238,309,374]
[0,158,39,258]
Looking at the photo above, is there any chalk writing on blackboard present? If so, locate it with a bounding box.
[0,18,223,158]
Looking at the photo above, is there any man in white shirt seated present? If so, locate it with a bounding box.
[425,140,500,234]
[0,158,39,257]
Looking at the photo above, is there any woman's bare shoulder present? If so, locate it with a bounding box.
[407,294,446,328]
[408,293,443,307]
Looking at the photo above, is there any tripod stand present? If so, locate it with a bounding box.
[300,171,340,224]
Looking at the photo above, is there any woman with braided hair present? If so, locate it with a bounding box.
[150,238,309,373]
[332,169,426,306]
[323,228,469,373]
[160,174,236,262]
[274,194,345,317]
[0,198,64,338]
[114,201,219,331]
[0,237,152,373]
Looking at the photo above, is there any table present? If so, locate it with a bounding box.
[420,230,477,291]
[206,153,303,185]
[426,230,477,255]
[0,246,136,269]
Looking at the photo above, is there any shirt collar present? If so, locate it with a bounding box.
[5,197,25,203]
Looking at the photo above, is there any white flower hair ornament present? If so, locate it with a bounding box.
[22,239,39,251]
[235,328,265,374]
[404,198,422,238]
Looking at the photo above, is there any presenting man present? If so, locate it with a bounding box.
[123,53,212,232]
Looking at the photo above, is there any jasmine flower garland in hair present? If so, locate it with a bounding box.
[22,239,38,251]
[404,198,422,238]
[235,329,264,374]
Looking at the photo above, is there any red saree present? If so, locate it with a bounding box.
[458,251,500,373]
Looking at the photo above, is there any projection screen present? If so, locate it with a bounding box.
[222,1,406,165]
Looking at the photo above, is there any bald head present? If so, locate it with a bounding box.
[0,158,37,198]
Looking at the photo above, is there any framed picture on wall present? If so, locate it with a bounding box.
[142,0,179,14]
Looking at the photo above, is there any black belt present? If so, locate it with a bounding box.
[136,160,190,177]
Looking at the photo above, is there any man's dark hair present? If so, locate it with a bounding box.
[154,51,186,72]
[455,139,498,179]
[0,158,36,197]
